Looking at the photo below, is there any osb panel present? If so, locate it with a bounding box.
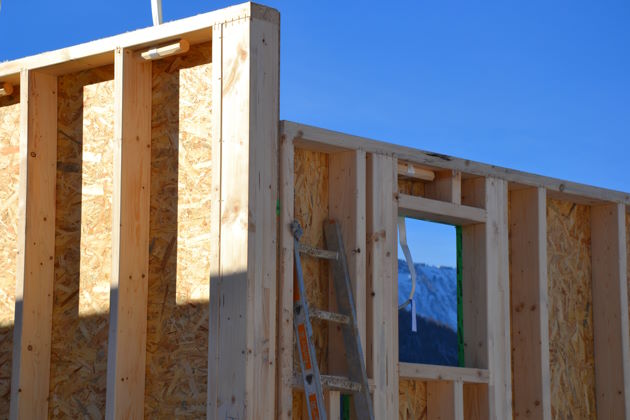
[399,379,427,420]
[49,66,115,418]
[144,42,212,417]
[292,149,330,419]
[547,199,596,419]
[0,91,20,413]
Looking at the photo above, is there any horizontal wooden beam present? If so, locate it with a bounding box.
[0,3,279,84]
[399,363,489,384]
[397,160,435,181]
[398,193,486,226]
[284,121,630,206]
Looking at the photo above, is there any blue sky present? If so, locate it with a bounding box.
[2,1,628,266]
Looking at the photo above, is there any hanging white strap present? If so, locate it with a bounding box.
[398,217,418,332]
[398,217,417,310]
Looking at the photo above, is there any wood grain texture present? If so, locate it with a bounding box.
[49,66,114,418]
[547,198,596,419]
[10,70,58,419]
[292,149,330,419]
[508,188,551,420]
[0,90,20,414]
[144,42,212,418]
[627,213,630,343]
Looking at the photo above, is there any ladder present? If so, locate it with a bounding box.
[291,220,374,420]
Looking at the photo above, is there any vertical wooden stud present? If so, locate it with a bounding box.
[591,203,630,419]
[328,150,367,377]
[425,169,462,204]
[9,70,57,420]
[105,47,152,420]
[277,126,295,419]
[207,5,280,420]
[462,177,511,419]
[509,187,551,419]
[366,153,398,419]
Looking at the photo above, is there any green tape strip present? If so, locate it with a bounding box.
[341,394,350,420]
[456,225,465,367]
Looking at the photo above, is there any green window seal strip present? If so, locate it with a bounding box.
[456,225,465,367]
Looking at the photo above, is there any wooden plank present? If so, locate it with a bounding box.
[0,3,280,84]
[427,380,463,420]
[328,150,367,375]
[9,70,57,420]
[424,169,462,204]
[207,8,280,419]
[325,390,341,420]
[463,383,489,420]
[397,160,435,182]
[398,193,486,226]
[277,130,295,420]
[509,187,551,419]
[366,153,398,419]
[591,203,630,419]
[398,363,489,384]
[104,47,152,420]
[286,121,630,206]
[484,178,512,419]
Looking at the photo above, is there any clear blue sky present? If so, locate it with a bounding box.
[2,1,628,266]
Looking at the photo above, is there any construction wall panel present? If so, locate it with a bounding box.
[292,148,330,419]
[144,43,212,417]
[547,198,596,419]
[0,90,20,414]
[49,66,114,417]
[627,213,630,341]
[399,379,427,419]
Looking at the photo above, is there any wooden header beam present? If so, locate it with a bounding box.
[284,121,630,207]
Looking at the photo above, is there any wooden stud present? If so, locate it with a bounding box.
[509,187,551,420]
[328,150,367,376]
[591,203,630,419]
[104,47,152,420]
[366,153,398,419]
[207,7,280,420]
[276,127,295,420]
[462,177,511,419]
[325,390,341,420]
[9,70,57,420]
[425,169,462,204]
[427,380,464,420]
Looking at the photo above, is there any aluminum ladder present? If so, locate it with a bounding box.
[291,219,374,420]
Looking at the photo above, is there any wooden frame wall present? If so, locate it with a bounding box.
[1,3,280,419]
[280,121,630,420]
[2,3,630,419]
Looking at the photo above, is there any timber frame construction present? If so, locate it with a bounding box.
[0,2,629,419]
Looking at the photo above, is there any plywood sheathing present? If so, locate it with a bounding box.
[144,43,212,417]
[292,149,330,418]
[399,379,427,420]
[0,90,20,413]
[547,198,596,419]
[46,67,114,418]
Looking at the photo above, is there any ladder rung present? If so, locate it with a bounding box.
[293,373,362,393]
[310,308,350,325]
[298,243,338,260]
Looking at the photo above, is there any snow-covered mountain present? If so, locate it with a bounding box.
[397,259,458,366]
[397,259,457,331]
